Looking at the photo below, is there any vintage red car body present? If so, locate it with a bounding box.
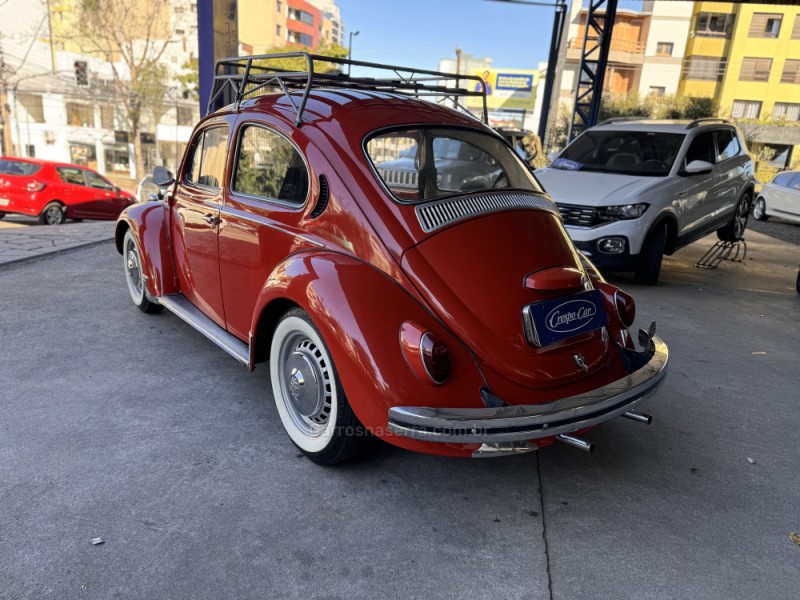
[115,55,667,464]
[0,157,134,224]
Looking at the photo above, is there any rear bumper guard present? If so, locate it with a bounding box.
[387,334,668,444]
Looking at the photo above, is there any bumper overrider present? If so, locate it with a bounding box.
[388,333,668,447]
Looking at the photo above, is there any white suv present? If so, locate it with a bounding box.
[536,118,756,284]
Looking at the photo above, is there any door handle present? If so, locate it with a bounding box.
[202,213,220,226]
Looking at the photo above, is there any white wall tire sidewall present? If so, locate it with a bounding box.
[270,315,338,454]
[123,230,145,306]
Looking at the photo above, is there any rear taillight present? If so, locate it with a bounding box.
[400,322,450,385]
[26,181,45,192]
[420,332,450,384]
[614,290,636,328]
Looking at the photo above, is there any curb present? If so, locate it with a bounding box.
[0,237,116,269]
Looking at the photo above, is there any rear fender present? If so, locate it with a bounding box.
[250,251,487,456]
[115,203,177,297]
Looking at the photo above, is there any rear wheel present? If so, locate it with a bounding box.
[717,193,750,241]
[270,308,368,466]
[123,230,162,314]
[752,197,768,221]
[39,202,65,225]
[634,223,667,285]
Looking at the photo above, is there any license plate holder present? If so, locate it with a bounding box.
[523,289,608,347]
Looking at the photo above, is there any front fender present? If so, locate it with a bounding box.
[251,251,487,457]
[115,202,177,297]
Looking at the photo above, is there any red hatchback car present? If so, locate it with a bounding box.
[116,54,668,465]
[0,157,135,225]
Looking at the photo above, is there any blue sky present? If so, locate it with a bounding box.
[335,0,560,72]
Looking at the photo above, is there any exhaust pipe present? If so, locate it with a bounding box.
[556,434,594,453]
[623,411,653,424]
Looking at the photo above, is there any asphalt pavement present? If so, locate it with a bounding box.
[0,223,799,599]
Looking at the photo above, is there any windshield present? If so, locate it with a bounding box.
[366,127,543,203]
[555,130,685,177]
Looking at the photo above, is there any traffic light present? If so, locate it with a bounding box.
[74,61,88,86]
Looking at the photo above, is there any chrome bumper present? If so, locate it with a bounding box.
[388,335,668,444]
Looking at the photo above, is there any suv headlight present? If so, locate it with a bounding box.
[598,203,649,221]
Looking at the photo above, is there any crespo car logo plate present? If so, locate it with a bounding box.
[523,290,608,347]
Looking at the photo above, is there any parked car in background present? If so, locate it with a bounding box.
[0,157,135,224]
[753,170,800,224]
[537,119,756,284]
[117,54,667,465]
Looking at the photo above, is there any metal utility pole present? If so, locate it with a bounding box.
[538,0,566,142]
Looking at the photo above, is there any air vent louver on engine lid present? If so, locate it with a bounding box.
[415,192,559,233]
[309,174,329,218]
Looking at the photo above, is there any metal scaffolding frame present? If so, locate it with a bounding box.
[567,0,618,141]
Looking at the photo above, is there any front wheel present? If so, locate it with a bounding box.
[752,197,768,221]
[123,230,162,314]
[270,308,368,465]
[634,223,667,285]
[39,202,65,225]
[717,193,750,241]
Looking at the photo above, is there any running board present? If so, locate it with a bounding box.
[158,294,250,367]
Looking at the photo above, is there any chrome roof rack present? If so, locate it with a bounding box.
[686,118,731,129]
[208,52,489,127]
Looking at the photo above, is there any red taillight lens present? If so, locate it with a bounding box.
[614,290,636,328]
[420,332,450,384]
[26,181,45,192]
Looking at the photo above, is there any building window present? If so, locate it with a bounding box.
[739,57,772,82]
[17,93,45,123]
[276,24,281,36]
[177,106,195,127]
[793,15,800,39]
[276,0,281,11]
[781,59,800,84]
[649,86,666,97]
[288,31,313,46]
[695,12,735,38]
[684,56,725,81]
[65,102,95,127]
[289,8,314,25]
[100,105,114,129]
[731,100,762,119]
[749,13,782,38]
[656,42,673,57]
[772,103,800,121]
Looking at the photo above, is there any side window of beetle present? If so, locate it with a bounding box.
[184,126,229,191]
[232,125,309,205]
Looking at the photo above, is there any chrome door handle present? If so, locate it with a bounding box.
[202,214,220,226]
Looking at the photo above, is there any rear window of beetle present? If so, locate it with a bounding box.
[0,160,42,176]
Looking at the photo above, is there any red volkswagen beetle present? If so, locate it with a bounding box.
[116,54,668,465]
[0,157,134,224]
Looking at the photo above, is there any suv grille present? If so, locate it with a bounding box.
[557,203,600,227]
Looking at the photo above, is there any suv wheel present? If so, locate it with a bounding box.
[635,223,667,285]
[717,193,750,242]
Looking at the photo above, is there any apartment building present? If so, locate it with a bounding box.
[238,0,344,53]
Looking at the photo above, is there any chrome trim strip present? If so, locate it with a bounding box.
[158,294,250,366]
[387,336,668,443]
[415,192,559,233]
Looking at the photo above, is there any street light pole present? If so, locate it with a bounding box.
[347,30,359,75]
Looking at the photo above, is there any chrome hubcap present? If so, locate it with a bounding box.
[279,333,332,435]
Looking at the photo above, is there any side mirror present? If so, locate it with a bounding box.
[153,165,175,187]
[546,151,559,163]
[684,160,714,175]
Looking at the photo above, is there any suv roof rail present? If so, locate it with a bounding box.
[686,118,731,130]
[595,116,645,127]
[208,52,488,127]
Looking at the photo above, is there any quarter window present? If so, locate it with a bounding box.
[232,125,309,205]
[185,126,229,190]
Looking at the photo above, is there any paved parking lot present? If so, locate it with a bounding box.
[0,229,798,599]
